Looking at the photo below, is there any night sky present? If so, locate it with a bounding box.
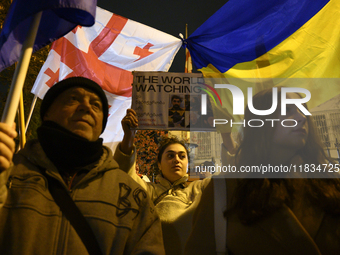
[96,0,227,72]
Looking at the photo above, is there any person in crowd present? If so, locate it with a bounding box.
[0,77,165,255]
[114,108,211,255]
[184,87,340,255]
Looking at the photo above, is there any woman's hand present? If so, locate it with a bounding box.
[121,109,138,154]
[122,109,138,134]
[212,104,236,154]
[0,123,17,172]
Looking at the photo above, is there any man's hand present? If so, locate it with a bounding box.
[121,109,138,154]
[0,123,17,172]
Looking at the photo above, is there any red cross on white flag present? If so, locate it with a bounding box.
[32,6,181,151]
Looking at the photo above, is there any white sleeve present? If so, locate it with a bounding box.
[113,143,149,191]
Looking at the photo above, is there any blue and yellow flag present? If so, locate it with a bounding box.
[185,0,340,128]
[185,0,340,79]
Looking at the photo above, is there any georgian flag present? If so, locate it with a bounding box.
[32,6,182,151]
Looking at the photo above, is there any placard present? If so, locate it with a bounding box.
[132,71,216,131]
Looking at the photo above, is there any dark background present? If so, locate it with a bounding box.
[97,0,227,72]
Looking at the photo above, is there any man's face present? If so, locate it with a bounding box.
[44,87,104,141]
[172,98,181,109]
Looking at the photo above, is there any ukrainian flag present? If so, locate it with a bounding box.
[185,0,340,120]
[186,0,339,79]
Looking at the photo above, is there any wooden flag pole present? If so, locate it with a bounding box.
[185,24,192,73]
[17,92,26,149]
[1,11,42,125]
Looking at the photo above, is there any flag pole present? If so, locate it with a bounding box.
[185,24,192,74]
[25,94,38,133]
[184,24,191,178]
[9,0,26,151]
[17,92,26,149]
[1,11,42,124]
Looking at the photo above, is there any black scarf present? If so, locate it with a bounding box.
[37,121,103,170]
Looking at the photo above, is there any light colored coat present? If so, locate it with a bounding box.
[0,140,165,255]
[114,144,211,255]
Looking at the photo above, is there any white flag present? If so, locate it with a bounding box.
[32,6,182,151]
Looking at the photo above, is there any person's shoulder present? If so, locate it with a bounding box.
[187,177,212,190]
[13,140,40,159]
[104,164,151,193]
[12,140,47,174]
[98,167,156,206]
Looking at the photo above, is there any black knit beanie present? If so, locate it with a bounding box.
[40,77,109,133]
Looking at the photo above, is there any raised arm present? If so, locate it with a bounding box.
[114,109,149,191]
[221,132,236,155]
[120,109,138,155]
[0,123,17,207]
[212,103,237,154]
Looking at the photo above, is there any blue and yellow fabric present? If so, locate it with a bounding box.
[185,0,340,120]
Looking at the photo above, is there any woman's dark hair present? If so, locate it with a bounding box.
[235,87,328,167]
[157,136,189,163]
[230,178,340,225]
[228,87,340,225]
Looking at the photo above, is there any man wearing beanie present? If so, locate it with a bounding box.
[0,77,165,255]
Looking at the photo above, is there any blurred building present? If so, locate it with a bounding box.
[310,94,340,160]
